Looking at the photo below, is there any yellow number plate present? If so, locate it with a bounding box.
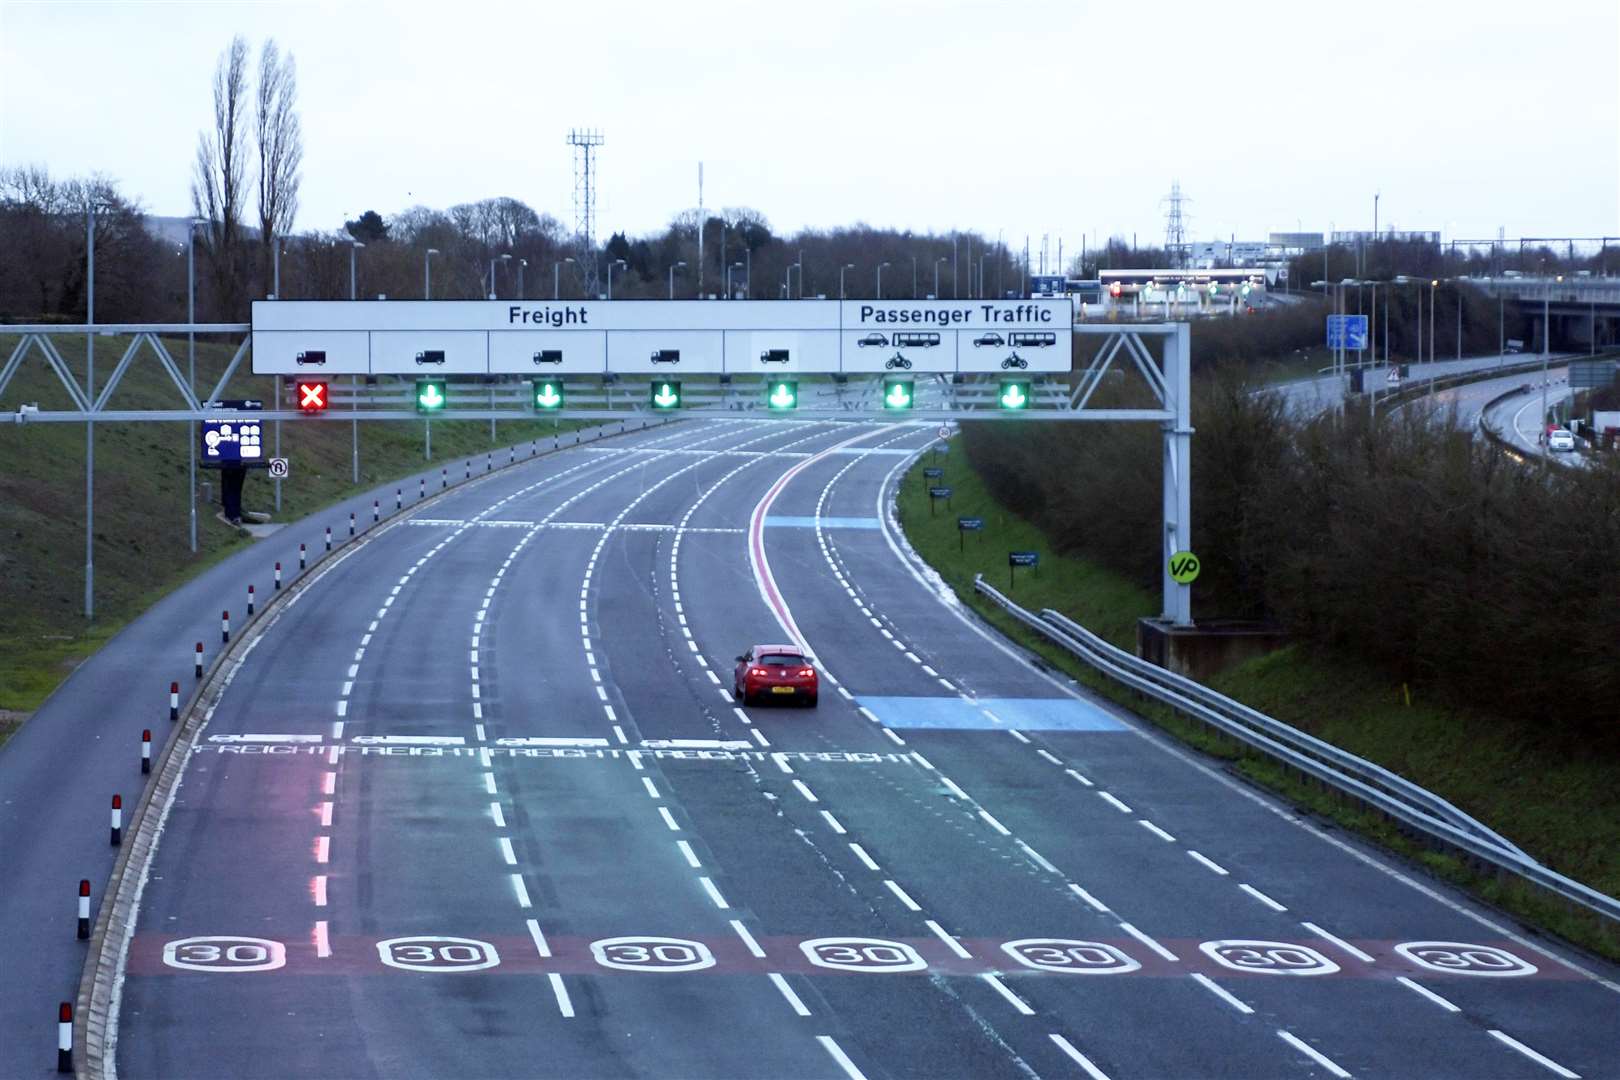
[770,686,796,695]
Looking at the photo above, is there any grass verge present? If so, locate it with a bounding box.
[895,444,1620,964]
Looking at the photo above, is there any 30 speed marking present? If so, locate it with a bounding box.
[1199,940,1339,976]
[1395,942,1537,977]
[590,937,716,972]
[162,936,286,973]
[1002,939,1140,974]
[801,937,926,972]
[376,936,500,972]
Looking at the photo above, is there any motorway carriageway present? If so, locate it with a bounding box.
[101,417,1620,1079]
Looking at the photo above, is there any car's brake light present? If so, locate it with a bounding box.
[799,668,814,677]
[751,667,768,676]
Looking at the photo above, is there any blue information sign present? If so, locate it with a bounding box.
[200,401,266,467]
[1326,314,1369,350]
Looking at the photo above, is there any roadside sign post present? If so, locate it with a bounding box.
[1008,550,1038,589]
[927,485,952,516]
[923,465,943,494]
[957,516,983,551]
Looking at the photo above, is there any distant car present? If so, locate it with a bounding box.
[760,349,790,364]
[532,350,563,365]
[1547,429,1576,452]
[1000,354,1028,370]
[734,644,818,706]
[858,333,888,348]
[415,350,446,365]
[650,349,681,364]
[295,350,327,366]
[973,333,1004,347]
[885,355,912,370]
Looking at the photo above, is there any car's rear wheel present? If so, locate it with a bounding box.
[805,694,818,708]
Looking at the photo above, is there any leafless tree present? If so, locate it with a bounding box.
[191,35,250,317]
[255,38,302,292]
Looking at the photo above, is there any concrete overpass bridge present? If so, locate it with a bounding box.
[1474,275,1620,351]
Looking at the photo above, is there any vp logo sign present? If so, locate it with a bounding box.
[1168,550,1201,585]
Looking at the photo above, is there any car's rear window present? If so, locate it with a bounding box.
[758,654,805,666]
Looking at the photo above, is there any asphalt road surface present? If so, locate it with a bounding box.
[14,416,1620,1079]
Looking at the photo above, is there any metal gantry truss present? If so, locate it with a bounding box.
[2,322,1194,624]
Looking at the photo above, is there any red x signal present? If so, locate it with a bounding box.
[296,380,328,413]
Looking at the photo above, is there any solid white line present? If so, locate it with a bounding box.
[978,809,1011,835]
[314,836,330,864]
[1065,768,1094,787]
[1036,748,1062,765]
[1068,883,1110,913]
[1118,922,1178,962]
[817,1035,868,1080]
[642,777,659,798]
[549,973,575,1018]
[1048,1034,1111,1080]
[1487,1031,1581,1078]
[1138,820,1177,843]
[1008,728,1031,744]
[1396,976,1461,1013]
[1239,883,1288,912]
[791,779,819,803]
[1277,1031,1351,1079]
[730,919,766,957]
[1016,840,1060,875]
[980,973,1035,1015]
[883,879,922,911]
[314,920,332,958]
[849,843,880,871]
[526,918,551,957]
[820,810,847,835]
[882,727,906,746]
[658,806,680,831]
[499,837,517,865]
[770,973,812,1017]
[1302,921,1375,963]
[1187,850,1229,875]
[1190,973,1253,1014]
[677,840,702,868]
[925,919,973,959]
[941,776,969,800]
[510,874,532,908]
[699,876,730,909]
[1098,791,1133,813]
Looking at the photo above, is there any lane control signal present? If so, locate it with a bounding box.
[998,378,1031,410]
[767,380,798,410]
[416,379,447,413]
[882,378,914,410]
[296,380,328,413]
[651,381,682,409]
[532,379,564,410]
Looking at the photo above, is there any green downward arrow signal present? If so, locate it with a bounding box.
[534,382,562,408]
[652,382,681,408]
[884,381,913,409]
[416,381,446,411]
[768,381,797,409]
[999,381,1029,409]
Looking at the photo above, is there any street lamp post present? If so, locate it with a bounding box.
[978,253,987,302]
[348,240,364,300]
[346,239,364,484]
[668,260,686,300]
[839,263,854,300]
[725,261,743,299]
[554,257,574,300]
[424,248,439,299]
[744,247,751,298]
[1429,279,1437,365]
[608,258,627,299]
[489,253,511,300]
[186,218,206,552]
[517,258,527,299]
[877,261,891,300]
[933,257,946,299]
[794,257,804,298]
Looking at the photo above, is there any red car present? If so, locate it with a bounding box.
[734,644,819,707]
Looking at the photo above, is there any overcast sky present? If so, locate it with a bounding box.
[3,0,1616,257]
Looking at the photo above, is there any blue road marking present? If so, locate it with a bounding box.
[857,696,1127,732]
[764,516,882,529]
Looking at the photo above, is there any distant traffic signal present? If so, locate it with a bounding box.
[296,380,328,414]
[651,381,682,409]
[767,380,798,410]
[998,378,1031,410]
[532,379,564,410]
[416,379,447,413]
[882,378,914,410]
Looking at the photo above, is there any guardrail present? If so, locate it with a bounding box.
[971,574,1620,928]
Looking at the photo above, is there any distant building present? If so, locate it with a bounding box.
[1269,232,1324,253]
[1185,240,1274,269]
[1331,229,1440,247]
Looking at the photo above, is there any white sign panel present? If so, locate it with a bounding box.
[250,299,1072,375]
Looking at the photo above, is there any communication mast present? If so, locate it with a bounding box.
[1162,180,1191,269]
[567,128,604,294]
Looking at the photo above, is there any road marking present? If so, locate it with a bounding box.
[910,752,936,770]
[792,779,819,803]
[700,876,730,909]
[318,801,333,828]
[772,752,795,774]
[820,810,847,834]
[750,729,771,747]
[1008,728,1030,743]
[1098,791,1132,813]
[341,680,353,697]
[314,836,330,864]
[941,776,969,800]
[322,772,336,795]
[884,879,922,911]
[1119,922,1178,961]
[549,973,575,1018]
[921,664,938,676]
[730,920,766,958]
[924,919,973,958]
[312,875,327,907]
[837,687,853,700]
[314,920,332,959]
[1239,883,1288,912]
[770,973,812,1016]
[882,728,906,746]
[857,707,880,724]
[1190,973,1253,1014]
[849,843,880,871]
[1016,840,1060,874]
[978,809,1011,835]
[1302,921,1375,962]
[1048,1034,1111,1080]
[1488,1031,1581,1078]
[1035,748,1062,766]
[526,919,551,957]
[642,777,659,798]
[1138,820,1176,843]
[510,874,532,908]
[817,1035,868,1080]
[1065,768,1094,787]
[981,972,1035,1015]
[677,840,701,868]
[1187,850,1229,875]
[498,837,517,865]
[1277,1031,1351,1079]
[1396,975,1460,1013]
[1068,884,1110,913]
[658,806,680,831]
[732,707,752,724]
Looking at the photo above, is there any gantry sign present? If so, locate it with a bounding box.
[249,299,1074,376]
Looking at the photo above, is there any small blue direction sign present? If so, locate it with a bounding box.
[928,486,952,498]
[957,515,983,550]
[924,467,944,479]
[1326,314,1369,350]
[1008,549,1039,588]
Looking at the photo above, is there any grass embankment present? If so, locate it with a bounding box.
[896,450,1620,963]
[0,333,589,740]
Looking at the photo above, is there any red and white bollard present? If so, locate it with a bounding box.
[464,459,471,480]
[221,610,230,644]
[77,880,91,939]
[441,467,447,489]
[324,526,332,552]
[169,682,180,722]
[58,1001,73,1073]
[348,512,356,537]
[275,562,283,591]
[486,452,492,472]
[246,584,255,617]
[372,500,379,525]
[420,475,426,499]
[299,543,307,570]
[395,488,402,511]
[194,641,204,679]
[110,795,123,846]
[509,446,515,464]
[141,729,152,773]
